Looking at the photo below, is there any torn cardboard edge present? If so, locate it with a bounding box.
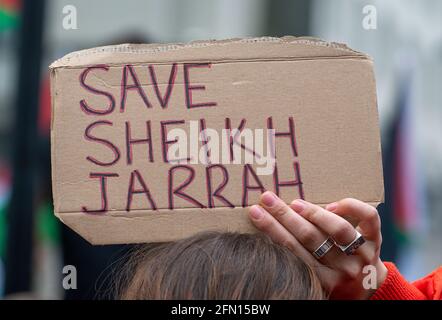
[49,36,370,69]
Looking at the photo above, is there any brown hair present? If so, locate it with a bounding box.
[118,232,324,300]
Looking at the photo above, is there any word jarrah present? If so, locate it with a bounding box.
[79,63,304,214]
[50,38,384,244]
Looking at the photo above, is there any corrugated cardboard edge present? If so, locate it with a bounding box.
[49,36,370,69]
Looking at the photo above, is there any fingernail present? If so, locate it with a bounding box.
[250,205,264,220]
[326,202,338,212]
[291,199,306,213]
[261,191,277,207]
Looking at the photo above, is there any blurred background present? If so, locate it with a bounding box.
[0,0,441,299]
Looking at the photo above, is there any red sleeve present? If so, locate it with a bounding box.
[370,262,442,300]
[411,265,442,300]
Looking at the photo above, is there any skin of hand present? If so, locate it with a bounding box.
[248,191,388,300]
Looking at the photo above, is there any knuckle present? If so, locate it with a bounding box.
[270,203,289,218]
[297,226,318,244]
[340,198,362,211]
[280,239,295,251]
[345,263,362,279]
[367,206,379,221]
[256,216,273,232]
[301,205,318,220]
[340,198,354,208]
[333,221,354,240]
[364,251,377,264]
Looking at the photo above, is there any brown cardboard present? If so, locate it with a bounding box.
[49,36,384,245]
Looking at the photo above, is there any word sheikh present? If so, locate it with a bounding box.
[79,63,304,213]
[167,120,277,175]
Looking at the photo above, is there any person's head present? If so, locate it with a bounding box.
[118,231,324,299]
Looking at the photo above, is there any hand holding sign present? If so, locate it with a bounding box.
[249,193,387,299]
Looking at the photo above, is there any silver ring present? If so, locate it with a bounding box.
[336,230,365,255]
[312,237,335,259]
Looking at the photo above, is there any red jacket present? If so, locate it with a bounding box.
[370,262,442,300]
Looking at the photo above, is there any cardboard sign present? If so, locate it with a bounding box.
[50,37,384,245]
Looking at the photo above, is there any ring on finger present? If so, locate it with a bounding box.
[336,230,365,255]
[312,237,335,259]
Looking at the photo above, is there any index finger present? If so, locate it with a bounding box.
[290,199,357,247]
[248,205,320,267]
[325,198,381,242]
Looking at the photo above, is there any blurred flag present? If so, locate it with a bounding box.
[0,161,11,297]
[0,161,11,257]
[387,67,428,279]
[0,0,20,32]
[392,79,425,240]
